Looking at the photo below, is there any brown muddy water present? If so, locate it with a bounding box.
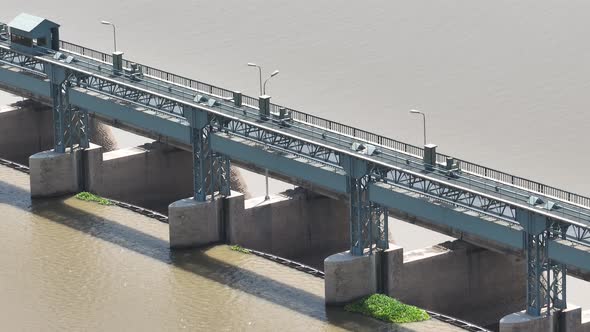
[0,164,464,331]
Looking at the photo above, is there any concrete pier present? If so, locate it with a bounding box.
[324,251,377,305]
[499,311,557,332]
[29,149,82,197]
[169,197,223,248]
[499,305,590,332]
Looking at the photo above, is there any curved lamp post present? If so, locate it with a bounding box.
[100,21,117,52]
[263,70,280,95]
[409,109,427,146]
[247,63,262,95]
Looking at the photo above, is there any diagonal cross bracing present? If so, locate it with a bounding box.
[2,39,590,318]
[28,50,590,255]
[0,47,45,75]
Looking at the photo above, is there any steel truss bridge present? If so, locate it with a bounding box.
[0,20,589,317]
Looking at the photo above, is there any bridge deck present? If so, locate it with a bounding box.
[43,42,590,229]
[0,33,589,273]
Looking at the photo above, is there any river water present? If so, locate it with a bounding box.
[0,164,465,331]
[0,0,588,314]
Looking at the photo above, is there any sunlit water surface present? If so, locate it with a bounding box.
[0,165,469,331]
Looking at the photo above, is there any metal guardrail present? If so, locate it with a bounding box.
[57,40,590,208]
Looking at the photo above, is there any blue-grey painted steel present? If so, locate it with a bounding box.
[186,107,230,201]
[516,209,567,316]
[1,17,590,317]
[0,64,49,98]
[69,88,190,144]
[341,155,388,255]
[369,182,524,249]
[54,37,590,211]
[210,133,349,195]
[549,240,590,275]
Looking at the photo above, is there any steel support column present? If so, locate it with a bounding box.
[191,125,209,201]
[349,174,370,256]
[344,156,388,256]
[188,108,230,202]
[517,209,567,316]
[548,220,568,311]
[48,65,89,153]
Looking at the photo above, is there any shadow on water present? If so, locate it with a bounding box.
[0,179,404,331]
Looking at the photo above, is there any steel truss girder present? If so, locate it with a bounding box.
[0,47,45,74]
[380,167,590,247]
[212,116,341,167]
[65,67,342,168]
[71,73,185,117]
[51,70,89,153]
[41,62,590,258]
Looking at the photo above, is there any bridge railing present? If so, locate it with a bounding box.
[58,40,590,208]
[59,41,113,64]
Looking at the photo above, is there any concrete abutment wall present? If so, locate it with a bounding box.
[384,241,527,327]
[226,189,350,260]
[0,102,53,165]
[325,240,528,327]
[85,142,193,212]
[168,189,351,264]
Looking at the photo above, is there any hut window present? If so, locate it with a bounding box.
[11,34,32,47]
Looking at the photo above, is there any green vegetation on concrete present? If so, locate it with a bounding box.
[230,245,251,254]
[344,294,430,324]
[75,192,112,206]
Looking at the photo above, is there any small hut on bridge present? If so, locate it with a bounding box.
[8,13,60,53]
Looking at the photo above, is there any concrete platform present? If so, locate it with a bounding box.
[168,197,222,249]
[29,149,82,198]
[500,311,557,332]
[499,305,590,332]
[324,251,377,305]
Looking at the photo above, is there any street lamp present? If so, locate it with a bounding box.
[263,70,279,95]
[409,109,426,146]
[100,20,117,52]
[247,63,280,201]
[247,63,262,95]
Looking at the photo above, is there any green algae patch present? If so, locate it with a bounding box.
[344,294,430,324]
[230,245,251,254]
[75,192,112,206]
